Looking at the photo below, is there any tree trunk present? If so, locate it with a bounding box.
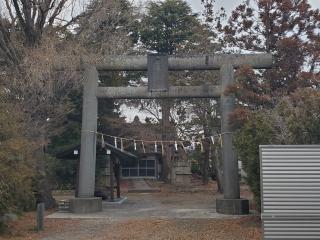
[161,99,172,182]
[213,146,223,193]
[201,117,211,185]
[212,100,223,193]
[201,138,210,185]
[34,144,56,209]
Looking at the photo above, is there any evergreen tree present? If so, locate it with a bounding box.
[139,0,200,181]
[140,0,198,54]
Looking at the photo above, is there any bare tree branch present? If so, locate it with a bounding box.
[12,0,26,28]
[4,0,17,24]
[48,0,67,26]
[31,0,38,23]
[0,20,20,66]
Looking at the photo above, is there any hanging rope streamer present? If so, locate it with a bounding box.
[120,138,124,151]
[142,141,146,153]
[161,142,164,155]
[81,130,231,144]
[101,134,105,148]
[114,137,117,148]
[134,140,137,151]
[210,136,215,145]
[154,141,158,153]
[181,141,187,153]
[200,141,204,153]
[81,130,233,152]
[191,137,196,151]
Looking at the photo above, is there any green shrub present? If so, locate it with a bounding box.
[0,174,35,234]
[234,113,275,210]
[191,161,200,173]
[0,101,36,234]
[234,89,320,211]
[0,219,6,234]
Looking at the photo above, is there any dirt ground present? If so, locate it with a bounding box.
[0,179,262,240]
[0,213,261,240]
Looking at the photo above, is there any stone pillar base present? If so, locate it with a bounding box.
[216,198,249,215]
[70,197,102,214]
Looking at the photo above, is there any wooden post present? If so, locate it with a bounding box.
[75,158,80,198]
[110,156,114,201]
[116,163,121,198]
[36,203,45,231]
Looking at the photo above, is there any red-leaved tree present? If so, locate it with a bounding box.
[222,0,319,124]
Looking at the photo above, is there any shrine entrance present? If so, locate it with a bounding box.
[121,157,158,179]
[72,53,273,215]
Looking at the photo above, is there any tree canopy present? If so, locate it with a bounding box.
[140,0,199,54]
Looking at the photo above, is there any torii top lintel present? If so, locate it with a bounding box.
[97,54,274,72]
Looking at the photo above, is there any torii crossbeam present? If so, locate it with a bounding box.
[71,53,273,215]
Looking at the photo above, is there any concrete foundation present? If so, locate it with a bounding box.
[69,198,102,214]
[174,174,191,185]
[216,198,249,215]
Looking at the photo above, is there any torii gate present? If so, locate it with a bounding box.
[70,54,273,215]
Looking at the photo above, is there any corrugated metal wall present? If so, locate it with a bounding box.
[260,146,320,240]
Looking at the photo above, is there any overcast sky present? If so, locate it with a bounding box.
[136,0,319,15]
[193,0,318,13]
[126,0,319,123]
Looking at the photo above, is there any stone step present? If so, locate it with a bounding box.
[174,163,191,167]
[127,179,161,193]
[175,167,192,174]
[175,172,192,175]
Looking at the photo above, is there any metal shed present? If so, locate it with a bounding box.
[260,145,320,240]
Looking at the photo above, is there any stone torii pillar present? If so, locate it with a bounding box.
[73,54,273,214]
[216,63,243,214]
[69,65,102,213]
